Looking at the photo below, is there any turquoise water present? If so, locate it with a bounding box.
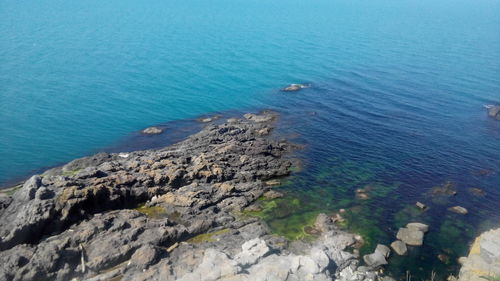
[1,0,499,183]
[1,0,500,278]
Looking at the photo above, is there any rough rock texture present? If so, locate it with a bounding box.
[458,228,500,281]
[396,227,424,246]
[0,112,389,281]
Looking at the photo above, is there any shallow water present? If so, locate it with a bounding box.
[1,0,500,279]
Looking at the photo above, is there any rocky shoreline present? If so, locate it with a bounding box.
[0,111,395,281]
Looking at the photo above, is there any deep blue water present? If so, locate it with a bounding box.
[1,0,499,279]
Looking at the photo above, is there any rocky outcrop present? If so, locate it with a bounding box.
[0,111,389,281]
[458,228,500,281]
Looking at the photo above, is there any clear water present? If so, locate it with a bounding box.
[1,0,499,279]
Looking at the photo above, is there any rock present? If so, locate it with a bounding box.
[468,188,485,196]
[243,113,275,123]
[396,227,424,246]
[142,127,163,134]
[314,213,333,233]
[264,179,281,186]
[390,240,408,255]
[130,244,160,268]
[415,201,427,209]
[363,251,387,268]
[431,181,457,196]
[375,244,391,258]
[438,253,450,263]
[448,206,468,215]
[262,190,283,199]
[235,238,270,267]
[281,83,310,92]
[458,228,500,281]
[458,256,467,265]
[406,222,429,233]
[485,105,500,120]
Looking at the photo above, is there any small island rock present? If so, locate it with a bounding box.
[142,126,164,135]
[448,206,468,215]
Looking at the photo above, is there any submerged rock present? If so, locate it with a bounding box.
[281,83,310,92]
[142,126,164,134]
[485,105,500,120]
[396,227,424,246]
[448,206,468,215]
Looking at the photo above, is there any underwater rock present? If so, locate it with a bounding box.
[264,179,281,186]
[142,126,164,134]
[396,227,424,246]
[485,105,500,120]
[431,181,457,196]
[415,201,427,210]
[281,83,310,92]
[390,240,407,255]
[468,188,485,196]
[448,206,468,214]
[198,115,220,123]
[262,190,284,199]
[458,228,500,281]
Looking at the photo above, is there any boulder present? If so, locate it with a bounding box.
[375,244,391,258]
[415,201,427,209]
[407,222,429,233]
[390,240,408,255]
[448,206,468,215]
[458,228,500,281]
[396,227,424,246]
[363,251,387,268]
[130,244,160,269]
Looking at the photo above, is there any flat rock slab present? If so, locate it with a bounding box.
[459,228,500,281]
[396,227,424,246]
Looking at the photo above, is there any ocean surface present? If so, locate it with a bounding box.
[1,0,499,279]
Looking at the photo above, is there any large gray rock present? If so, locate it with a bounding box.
[406,222,429,233]
[459,228,500,281]
[375,244,391,258]
[396,227,424,246]
[363,251,387,268]
[235,238,270,267]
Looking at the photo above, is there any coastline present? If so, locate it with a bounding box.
[0,111,390,281]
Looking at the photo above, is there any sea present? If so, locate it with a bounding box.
[1,0,499,279]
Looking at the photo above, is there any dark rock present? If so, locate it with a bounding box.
[130,244,160,269]
[485,105,500,120]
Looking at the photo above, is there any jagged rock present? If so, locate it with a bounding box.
[142,127,163,134]
[397,227,424,246]
[390,240,408,255]
[262,190,283,199]
[448,206,468,214]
